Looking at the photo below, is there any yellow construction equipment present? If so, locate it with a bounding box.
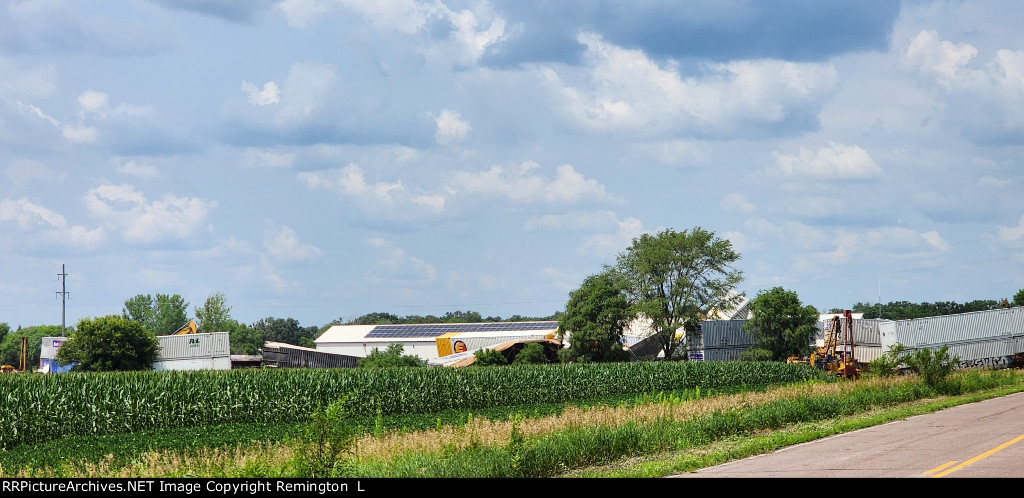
[2,337,28,373]
[788,310,861,379]
[173,319,199,335]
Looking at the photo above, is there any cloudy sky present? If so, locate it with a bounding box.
[2,0,1024,329]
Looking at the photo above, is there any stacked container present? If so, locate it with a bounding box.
[695,320,758,361]
[152,332,231,371]
[879,307,1024,369]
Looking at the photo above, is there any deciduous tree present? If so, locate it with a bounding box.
[616,227,743,360]
[557,269,631,363]
[56,315,158,371]
[742,287,819,361]
[123,293,191,335]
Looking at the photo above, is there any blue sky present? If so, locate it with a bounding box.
[2,0,1024,329]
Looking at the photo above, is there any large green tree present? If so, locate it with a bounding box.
[194,292,232,332]
[0,324,66,370]
[742,287,819,361]
[557,269,632,363]
[123,293,191,335]
[1013,289,1024,307]
[251,317,319,347]
[56,315,159,371]
[616,227,744,360]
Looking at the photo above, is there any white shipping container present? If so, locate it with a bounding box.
[878,307,1024,368]
[441,333,553,357]
[40,336,69,360]
[880,307,1024,348]
[156,332,230,361]
[152,356,231,371]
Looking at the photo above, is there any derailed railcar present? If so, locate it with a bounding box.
[696,320,758,361]
[153,332,231,371]
[262,341,359,369]
[879,307,1024,370]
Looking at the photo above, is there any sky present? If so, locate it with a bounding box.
[2,0,1024,330]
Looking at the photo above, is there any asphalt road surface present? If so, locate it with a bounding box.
[672,391,1024,478]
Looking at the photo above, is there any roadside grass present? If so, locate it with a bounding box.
[568,373,1024,477]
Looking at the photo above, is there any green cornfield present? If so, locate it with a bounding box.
[0,361,829,450]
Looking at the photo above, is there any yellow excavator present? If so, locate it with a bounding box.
[173,319,199,335]
[788,310,861,379]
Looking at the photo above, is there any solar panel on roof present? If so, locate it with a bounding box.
[364,321,558,338]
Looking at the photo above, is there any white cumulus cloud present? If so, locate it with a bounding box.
[0,198,104,248]
[448,162,619,204]
[546,32,837,137]
[264,224,322,263]
[434,108,470,145]
[241,81,281,106]
[772,142,883,180]
[999,215,1024,241]
[904,30,979,85]
[83,184,216,244]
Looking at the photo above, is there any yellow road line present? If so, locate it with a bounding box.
[931,434,1024,478]
[922,461,957,476]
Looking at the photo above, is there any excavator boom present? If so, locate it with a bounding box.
[173,319,199,335]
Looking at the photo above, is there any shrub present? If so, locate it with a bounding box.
[737,348,774,362]
[868,343,908,378]
[474,348,507,366]
[512,343,549,365]
[293,396,358,478]
[902,344,958,386]
[357,344,424,368]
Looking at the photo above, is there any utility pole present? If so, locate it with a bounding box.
[56,264,69,335]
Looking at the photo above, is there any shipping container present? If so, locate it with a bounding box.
[152,356,232,371]
[436,332,555,358]
[38,337,74,372]
[156,332,230,360]
[878,307,1024,370]
[152,332,231,371]
[40,337,68,360]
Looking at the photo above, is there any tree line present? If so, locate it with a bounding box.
[841,291,1024,320]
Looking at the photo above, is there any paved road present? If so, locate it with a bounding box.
[672,391,1024,478]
